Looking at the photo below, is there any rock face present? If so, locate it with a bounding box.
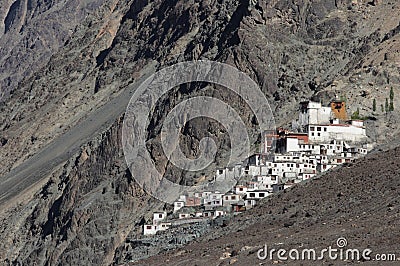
[0,0,107,100]
[0,116,161,265]
[0,0,399,265]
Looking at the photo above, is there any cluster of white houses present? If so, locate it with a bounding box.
[144,99,371,235]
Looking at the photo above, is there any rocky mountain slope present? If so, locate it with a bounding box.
[132,142,400,266]
[0,0,108,100]
[0,0,399,265]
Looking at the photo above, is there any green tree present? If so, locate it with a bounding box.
[390,87,394,101]
[381,104,384,112]
[389,87,394,111]
[351,107,360,120]
[373,98,376,112]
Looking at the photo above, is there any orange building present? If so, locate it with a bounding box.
[185,197,201,207]
[330,100,348,120]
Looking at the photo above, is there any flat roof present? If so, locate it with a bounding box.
[287,132,308,135]
[309,124,364,128]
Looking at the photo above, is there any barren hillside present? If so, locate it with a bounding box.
[0,0,399,265]
[132,144,400,265]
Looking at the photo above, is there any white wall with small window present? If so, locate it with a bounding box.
[245,190,269,200]
[179,213,191,219]
[173,201,185,213]
[235,185,248,194]
[143,224,158,235]
[308,124,366,144]
[223,193,241,207]
[153,212,167,224]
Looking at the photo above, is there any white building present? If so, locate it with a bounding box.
[308,124,367,144]
[179,213,191,219]
[153,212,167,224]
[203,192,224,207]
[242,165,270,177]
[143,222,171,236]
[222,193,241,207]
[143,224,158,235]
[143,212,170,236]
[243,190,270,209]
[253,175,279,190]
[244,190,270,208]
[173,201,185,213]
[283,137,320,154]
[235,185,248,195]
[298,101,332,127]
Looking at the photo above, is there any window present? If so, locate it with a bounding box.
[310,127,315,131]
[231,196,236,200]
[249,193,255,198]
[317,127,321,131]
[146,225,152,229]
[159,214,163,218]
[239,187,243,191]
[317,133,320,136]
[259,193,265,197]
[311,133,314,136]
[218,170,223,174]
[337,159,342,163]
[324,127,327,132]
[271,176,276,181]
